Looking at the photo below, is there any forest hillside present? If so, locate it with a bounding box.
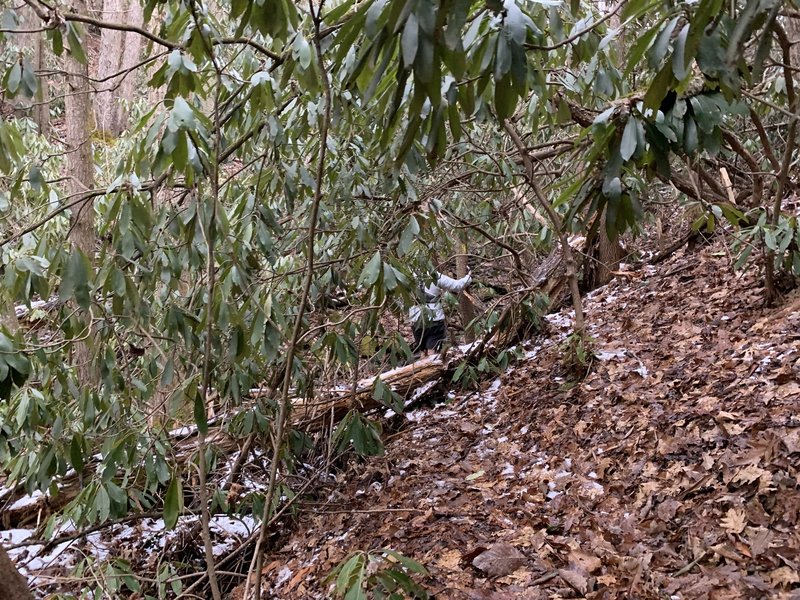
[0,0,799,598]
[253,241,800,599]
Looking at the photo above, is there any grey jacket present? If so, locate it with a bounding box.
[409,272,472,325]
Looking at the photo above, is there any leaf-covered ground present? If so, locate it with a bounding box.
[259,244,800,599]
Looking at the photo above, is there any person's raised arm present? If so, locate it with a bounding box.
[435,271,472,293]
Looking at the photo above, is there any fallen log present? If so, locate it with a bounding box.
[0,355,453,529]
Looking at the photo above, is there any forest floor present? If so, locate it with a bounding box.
[255,242,800,599]
[3,239,800,599]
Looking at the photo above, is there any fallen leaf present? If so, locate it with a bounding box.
[721,508,747,534]
[776,382,800,399]
[472,542,527,577]
[770,566,800,587]
[568,549,602,574]
[747,528,772,557]
[558,568,589,594]
[437,549,462,570]
[597,574,617,586]
[466,470,485,481]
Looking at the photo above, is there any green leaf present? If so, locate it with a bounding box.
[494,75,517,122]
[683,115,698,154]
[292,34,312,70]
[335,552,364,594]
[95,485,110,522]
[398,215,419,256]
[20,58,37,97]
[382,550,428,574]
[60,249,92,310]
[647,16,678,70]
[164,477,183,529]
[672,24,690,80]
[66,23,87,65]
[194,391,208,436]
[49,27,64,55]
[620,117,638,161]
[643,64,674,113]
[70,435,84,472]
[358,251,382,287]
[7,62,21,95]
[401,13,419,66]
[624,23,661,77]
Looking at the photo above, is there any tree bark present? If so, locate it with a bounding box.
[14,6,49,135]
[456,234,476,343]
[0,545,33,600]
[65,7,97,383]
[95,0,143,136]
[584,212,624,290]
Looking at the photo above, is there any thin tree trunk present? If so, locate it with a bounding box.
[95,0,142,136]
[14,6,49,135]
[588,212,624,289]
[766,24,798,304]
[0,545,33,600]
[456,234,476,343]
[65,8,96,383]
[505,121,586,337]
[114,0,143,133]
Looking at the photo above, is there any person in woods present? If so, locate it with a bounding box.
[409,270,472,356]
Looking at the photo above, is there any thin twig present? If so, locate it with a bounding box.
[246,1,333,598]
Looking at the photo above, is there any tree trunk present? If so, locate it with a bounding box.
[65,8,97,383]
[584,212,624,290]
[14,6,49,135]
[456,234,476,343]
[95,0,143,136]
[0,545,33,600]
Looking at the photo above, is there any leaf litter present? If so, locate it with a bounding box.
[4,242,799,598]
[260,243,800,599]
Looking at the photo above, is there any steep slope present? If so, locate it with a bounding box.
[259,244,800,599]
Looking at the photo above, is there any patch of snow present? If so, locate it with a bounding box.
[486,379,502,395]
[583,481,605,497]
[596,348,627,361]
[275,566,293,586]
[0,529,34,545]
[545,312,573,330]
[8,491,43,511]
[410,379,439,401]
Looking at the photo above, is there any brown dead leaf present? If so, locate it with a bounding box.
[776,382,800,399]
[782,428,800,453]
[721,508,747,534]
[733,465,766,485]
[437,549,462,570]
[711,542,744,563]
[285,566,314,593]
[747,528,772,557]
[597,574,617,586]
[472,542,527,577]
[410,508,432,528]
[558,568,589,594]
[770,566,800,587]
[568,549,602,575]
